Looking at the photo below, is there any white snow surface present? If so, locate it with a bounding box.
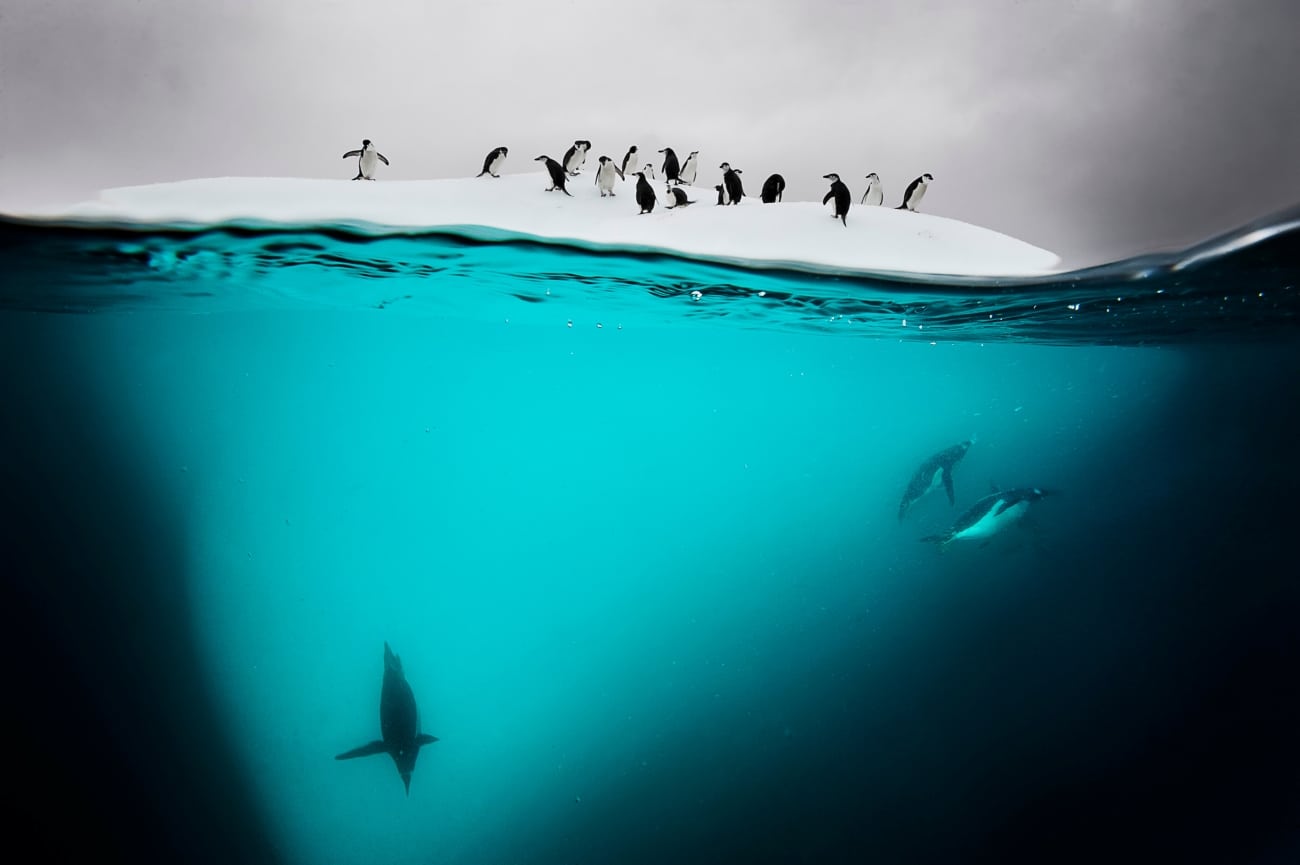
[15,173,1062,276]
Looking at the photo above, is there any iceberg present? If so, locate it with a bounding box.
[14,173,1062,277]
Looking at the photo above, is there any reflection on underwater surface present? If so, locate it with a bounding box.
[1,212,1298,865]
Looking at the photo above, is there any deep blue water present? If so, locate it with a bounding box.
[2,212,1299,865]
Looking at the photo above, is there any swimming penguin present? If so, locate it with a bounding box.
[897,173,933,211]
[678,151,700,185]
[823,173,851,226]
[336,642,439,796]
[898,440,972,520]
[477,146,508,178]
[563,140,591,176]
[659,148,681,184]
[920,487,1054,550]
[860,172,883,205]
[665,186,694,208]
[534,155,573,196]
[342,139,390,180]
[720,163,744,204]
[760,174,785,203]
[621,146,639,176]
[634,171,657,214]
[714,184,727,205]
[595,155,624,197]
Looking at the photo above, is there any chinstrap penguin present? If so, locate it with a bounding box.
[860,172,883,206]
[595,156,624,197]
[897,173,933,211]
[719,163,744,204]
[621,146,639,176]
[760,173,785,203]
[665,186,694,208]
[342,139,390,180]
[477,146,508,178]
[659,147,681,184]
[335,642,439,796]
[678,151,700,186]
[898,440,972,520]
[535,155,573,196]
[563,140,591,176]
[920,487,1054,550]
[634,171,657,214]
[823,173,851,226]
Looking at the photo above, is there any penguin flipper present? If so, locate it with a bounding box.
[943,469,955,505]
[416,734,439,746]
[823,191,833,206]
[377,153,390,166]
[342,150,362,159]
[336,740,388,760]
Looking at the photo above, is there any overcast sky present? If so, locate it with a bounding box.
[1,0,1297,266]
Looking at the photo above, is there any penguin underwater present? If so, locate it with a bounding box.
[898,440,972,520]
[342,139,390,180]
[535,155,574,196]
[336,642,439,795]
[823,172,851,226]
[920,487,1055,550]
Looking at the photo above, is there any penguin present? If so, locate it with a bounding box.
[642,161,656,180]
[336,642,439,796]
[720,163,744,205]
[634,171,656,214]
[595,155,624,197]
[714,184,727,205]
[476,146,508,178]
[621,145,639,176]
[920,487,1054,550]
[563,140,591,176]
[665,186,694,208]
[823,173,851,226]
[760,173,785,203]
[659,147,681,184]
[860,172,883,205]
[678,151,700,186]
[342,139,390,181]
[898,440,972,520]
[534,155,573,196]
[897,173,933,211]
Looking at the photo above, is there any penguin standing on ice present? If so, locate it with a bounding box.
[595,156,624,197]
[535,155,573,196]
[714,184,727,205]
[897,173,933,211]
[860,172,883,205]
[823,173,851,226]
[477,146,508,178]
[641,161,656,180]
[659,148,681,184]
[563,140,591,176]
[678,151,700,185]
[621,146,639,176]
[719,163,745,205]
[342,139,390,180]
[760,174,785,203]
[666,186,694,209]
[634,171,657,214]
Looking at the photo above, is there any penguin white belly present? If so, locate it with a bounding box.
[864,185,883,206]
[952,499,1028,542]
[488,152,505,175]
[680,159,697,185]
[926,468,944,495]
[597,167,617,195]
[625,154,639,175]
[908,186,928,210]
[359,151,379,178]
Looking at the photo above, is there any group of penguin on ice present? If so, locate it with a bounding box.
[336,442,1054,798]
[342,138,934,224]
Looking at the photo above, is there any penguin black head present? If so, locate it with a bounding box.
[719,162,730,171]
[534,155,550,163]
[865,172,879,180]
[823,173,841,182]
[362,139,372,147]
[500,147,509,156]
[923,173,934,181]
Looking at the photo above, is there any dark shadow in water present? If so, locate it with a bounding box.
[0,317,283,865]
[514,345,1300,865]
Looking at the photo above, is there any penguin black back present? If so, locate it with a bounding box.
[634,172,656,214]
[720,163,744,205]
[822,173,851,226]
[760,173,785,203]
[535,155,573,196]
[659,148,680,182]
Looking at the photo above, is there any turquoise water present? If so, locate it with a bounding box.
[3,214,1299,864]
